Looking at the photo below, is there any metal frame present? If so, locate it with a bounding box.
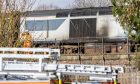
[0,48,123,83]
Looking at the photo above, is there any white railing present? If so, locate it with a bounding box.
[55,64,124,82]
[0,48,60,56]
[0,48,60,72]
[0,48,124,82]
[44,63,124,75]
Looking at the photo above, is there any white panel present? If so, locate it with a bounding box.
[21,17,69,41]
[4,64,40,71]
[45,64,57,70]
[89,76,113,81]
[47,18,70,41]
[97,15,126,38]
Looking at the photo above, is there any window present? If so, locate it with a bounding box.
[25,20,47,31]
[56,12,69,17]
[70,9,97,17]
[48,19,65,30]
[25,19,65,31]
[70,18,96,38]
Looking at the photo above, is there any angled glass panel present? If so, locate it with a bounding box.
[48,19,65,30]
[25,20,47,31]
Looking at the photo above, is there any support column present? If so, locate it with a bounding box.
[0,57,2,71]
[57,73,62,84]
[39,58,42,72]
[102,37,105,65]
[112,75,117,84]
[114,79,117,84]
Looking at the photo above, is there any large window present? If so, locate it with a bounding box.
[25,20,47,31]
[70,18,96,38]
[25,19,65,31]
[48,19,65,30]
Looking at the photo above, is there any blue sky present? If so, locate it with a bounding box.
[34,0,74,9]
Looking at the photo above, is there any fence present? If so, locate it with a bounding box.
[47,37,137,55]
[45,37,140,84]
[43,37,140,65]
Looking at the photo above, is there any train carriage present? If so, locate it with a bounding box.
[20,7,126,43]
[20,7,127,54]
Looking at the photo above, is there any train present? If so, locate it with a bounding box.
[20,6,128,54]
[20,7,126,44]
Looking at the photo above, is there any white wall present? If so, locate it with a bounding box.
[96,15,126,38]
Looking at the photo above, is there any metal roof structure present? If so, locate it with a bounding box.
[26,6,112,17]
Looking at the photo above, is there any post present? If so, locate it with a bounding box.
[78,38,81,64]
[39,58,42,72]
[76,75,78,84]
[57,73,62,84]
[0,57,2,71]
[113,75,117,84]
[127,37,131,66]
[136,75,139,84]
[114,79,117,84]
[47,20,49,38]
[102,37,105,65]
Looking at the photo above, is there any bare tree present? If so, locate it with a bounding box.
[36,4,60,10]
[72,0,112,8]
[0,0,36,47]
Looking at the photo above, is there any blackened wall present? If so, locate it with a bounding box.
[70,18,96,38]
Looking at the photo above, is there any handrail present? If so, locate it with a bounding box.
[0,48,60,72]
[0,48,60,57]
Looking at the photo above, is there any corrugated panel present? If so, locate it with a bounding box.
[70,18,96,38]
